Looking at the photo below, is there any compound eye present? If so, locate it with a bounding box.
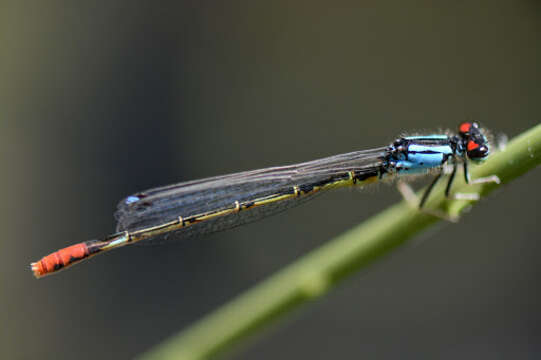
[459,122,472,135]
[467,140,479,151]
[467,141,489,159]
[459,122,481,137]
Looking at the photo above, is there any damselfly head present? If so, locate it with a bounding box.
[458,122,490,161]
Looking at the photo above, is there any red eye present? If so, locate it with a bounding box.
[467,140,479,151]
[459,122,472,134]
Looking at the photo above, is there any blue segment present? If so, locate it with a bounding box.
[395,155,442,173]
[408,144,453,156]
[405,152,444,171]
[125,196,140,204]
[394,160,419,173]
[394,143,453,174]
[404,134,449,141]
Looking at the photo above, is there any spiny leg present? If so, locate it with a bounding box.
[419,171,443,208]
[396,158,499,222]
[443,158,478,201]
[444,162,457,198]
[396,181,458,222]
[463,161,500,185]
[452,161,501,201]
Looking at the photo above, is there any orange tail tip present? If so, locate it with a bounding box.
[30,242,91,278]
[30,262,44,278]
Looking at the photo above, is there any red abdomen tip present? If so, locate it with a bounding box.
[31,243,90,278]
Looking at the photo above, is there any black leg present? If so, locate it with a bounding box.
[419,171,443,208]
[444,162,457,198]
[463,161,471,184]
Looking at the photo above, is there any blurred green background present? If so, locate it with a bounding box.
[2,1,541,359]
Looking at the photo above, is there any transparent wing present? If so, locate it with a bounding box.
[115,147,387,243]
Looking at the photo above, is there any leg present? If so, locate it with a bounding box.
[450,161,500,201]
[463,161,501,185]
[444,162,457,198]
[419,171,443,208]
[396,181,458,222]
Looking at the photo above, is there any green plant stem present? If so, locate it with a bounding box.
[139,123,541,360]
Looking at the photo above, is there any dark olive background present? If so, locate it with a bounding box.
[2,1,541,359]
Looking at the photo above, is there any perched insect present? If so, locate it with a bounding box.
[31,122,499,278]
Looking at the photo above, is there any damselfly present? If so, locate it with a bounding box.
[31,122,499,278]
